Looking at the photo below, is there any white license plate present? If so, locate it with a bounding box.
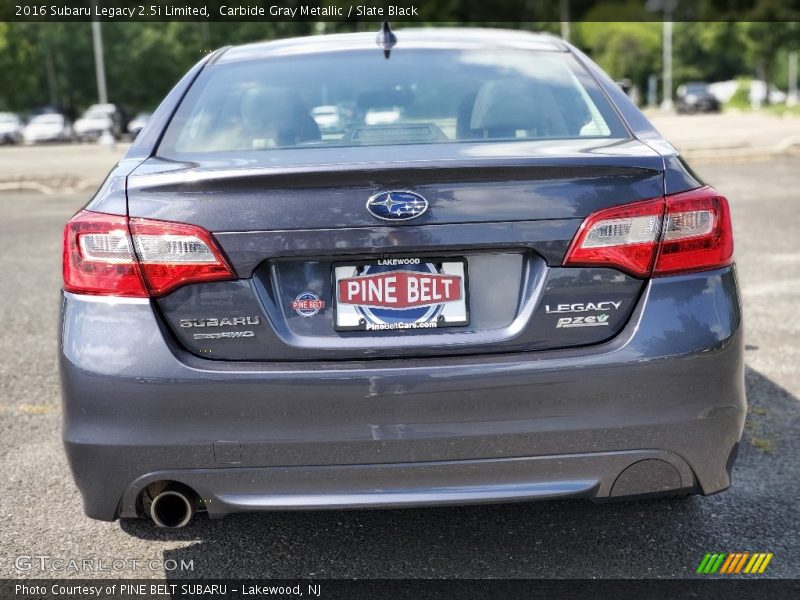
[333,258,469,331]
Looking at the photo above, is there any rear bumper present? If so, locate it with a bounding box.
[60,267,745,521]
[121,450,697,518]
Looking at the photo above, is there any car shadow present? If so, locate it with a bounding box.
[119,366,799,579]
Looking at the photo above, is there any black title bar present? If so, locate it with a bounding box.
[2,0,800,22]
[4,579,800,600]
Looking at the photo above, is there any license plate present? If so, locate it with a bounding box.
[333,257,469,331]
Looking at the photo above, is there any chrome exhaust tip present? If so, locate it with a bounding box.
[145,485,197,528]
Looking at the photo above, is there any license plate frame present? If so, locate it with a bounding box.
[333,257,470,332]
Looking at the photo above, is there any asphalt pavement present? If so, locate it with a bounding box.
[0,157,798,580]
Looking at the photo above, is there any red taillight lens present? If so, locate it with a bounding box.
[63,210,235,297]
[563,186,733,278]
[652,188,733,276]
[128,217,235,296]
[563,198,664,277]
[63,211,147,297]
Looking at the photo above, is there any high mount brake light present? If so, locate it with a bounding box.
[563,186,733,278]
[63,210,235,297]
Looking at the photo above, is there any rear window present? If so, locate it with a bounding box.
[159,48,627,156]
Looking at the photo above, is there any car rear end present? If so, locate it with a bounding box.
[0,112,23,144]
[59,30,745,526]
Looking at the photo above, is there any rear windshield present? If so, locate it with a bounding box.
[159,48,627,156]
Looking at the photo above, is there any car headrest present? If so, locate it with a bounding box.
[469,79,568,136]
[240,87,320,145]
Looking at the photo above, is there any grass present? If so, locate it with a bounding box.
[720,77,800,116]
[746,404,777,453]
[750,437,777,454]
[764,104,800,117]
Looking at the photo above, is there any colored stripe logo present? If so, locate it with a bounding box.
[696,552,773,574]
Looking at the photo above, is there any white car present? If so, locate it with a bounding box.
[127,111,152,139]
[364,106,402,125]
[311,105,344,133]
[708,80,787,106]
[74,103,122,141]
[22,113,73,144]
[0,112,23,144]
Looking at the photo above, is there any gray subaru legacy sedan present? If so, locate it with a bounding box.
[60,28,744,529]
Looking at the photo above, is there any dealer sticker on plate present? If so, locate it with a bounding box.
[333,257,469,331]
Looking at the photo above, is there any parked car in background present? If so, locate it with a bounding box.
[310,105,344,133]
[708,80,787,106]
[74,103,123,141]
[749,80,787,105]
[364,105,403,125]
[127,111,152,139]
[28,104,76,121]
[22,113,72,144]
[0,112,23,144]
[676,82,721,114]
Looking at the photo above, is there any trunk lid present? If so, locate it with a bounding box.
[127,139,663,361]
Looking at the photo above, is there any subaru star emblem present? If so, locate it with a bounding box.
[366,191,429,221]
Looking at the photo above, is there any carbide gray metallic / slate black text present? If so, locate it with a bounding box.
[59,28,745,528]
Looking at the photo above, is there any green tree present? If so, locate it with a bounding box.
[739,22,800,104]
[672,22,746,86]
[575,22,661,93]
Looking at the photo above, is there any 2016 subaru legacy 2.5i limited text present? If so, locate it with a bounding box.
[60,28,744,529]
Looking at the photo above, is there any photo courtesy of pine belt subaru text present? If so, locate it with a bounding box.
[59,27,745,528]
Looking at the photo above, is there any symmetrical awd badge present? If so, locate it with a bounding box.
[366,191,428,221]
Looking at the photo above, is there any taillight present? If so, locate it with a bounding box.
[563,198,664,277]
[63,210,235,297]
[652,188,733,276]
[563,186,733,278]
[128,218,235,296]
[63,211,146,297]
